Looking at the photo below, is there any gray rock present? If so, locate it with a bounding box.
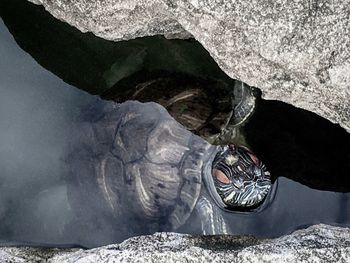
[0,224,349,262]
[28,0,191,41]
[28,0,350,132]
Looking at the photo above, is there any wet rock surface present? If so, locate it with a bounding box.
[28,0,350,132]
[0,224,349,262]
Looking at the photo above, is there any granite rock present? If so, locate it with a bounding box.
[0,224,349,262]
[28,0,350,132]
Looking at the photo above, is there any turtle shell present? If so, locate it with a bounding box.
[107,74,257,145]
[67,99,213,237]
[105,73,234,144]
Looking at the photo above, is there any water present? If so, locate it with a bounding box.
[181,177,350,238]
[0,8,349,248]
[0,18,96,246]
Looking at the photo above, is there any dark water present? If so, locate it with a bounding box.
[0,3,349,248]
[0,18,97,246]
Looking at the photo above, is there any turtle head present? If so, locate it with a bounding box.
[211,144,271,209]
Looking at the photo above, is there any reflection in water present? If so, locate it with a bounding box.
[0,12,349,249]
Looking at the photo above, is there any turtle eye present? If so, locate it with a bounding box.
[213,168,231,184]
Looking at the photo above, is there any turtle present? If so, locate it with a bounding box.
[103,72,257,145]
[66,98,270,247]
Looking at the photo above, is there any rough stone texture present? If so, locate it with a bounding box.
[0,224,349,262]
[28,0,192,40]
[28,0,350,132]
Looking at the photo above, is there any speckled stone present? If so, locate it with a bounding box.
[28,0,350,132]
[0,224,349,262]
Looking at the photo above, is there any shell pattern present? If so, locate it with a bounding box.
[68,100,214,236]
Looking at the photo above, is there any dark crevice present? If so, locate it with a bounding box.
[244,97,350,192]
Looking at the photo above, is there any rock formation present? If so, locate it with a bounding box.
[28,0,350,132]
[0,224,349,262]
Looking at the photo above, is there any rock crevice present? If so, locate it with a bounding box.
[28,0,350,131]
